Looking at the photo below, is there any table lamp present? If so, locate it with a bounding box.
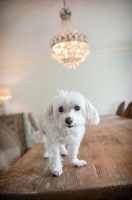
[0,87,12,115]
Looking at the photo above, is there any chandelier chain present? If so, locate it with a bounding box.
[63,0,66,8]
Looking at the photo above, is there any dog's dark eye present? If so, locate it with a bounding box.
[59,106,63,112]
[75,105,80,111]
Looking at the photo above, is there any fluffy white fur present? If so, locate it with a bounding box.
[38,90,100,176]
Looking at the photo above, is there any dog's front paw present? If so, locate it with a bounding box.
[51,169,63,177]
[43,151,49,158]
[72,158,87,167]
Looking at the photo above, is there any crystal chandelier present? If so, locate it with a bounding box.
[51,0,90,69]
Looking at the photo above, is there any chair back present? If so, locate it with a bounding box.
[124,102,132,118]
[116,102,125,116]
[28,112,39,131]
[0,121,23,175]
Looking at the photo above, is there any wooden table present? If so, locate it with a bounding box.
[0,116,132,200]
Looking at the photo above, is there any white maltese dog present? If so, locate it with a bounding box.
[38,90,99,176]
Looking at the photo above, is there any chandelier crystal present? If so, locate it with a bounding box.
[51,0,90,69]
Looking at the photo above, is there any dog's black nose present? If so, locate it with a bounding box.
[65,117,73,125]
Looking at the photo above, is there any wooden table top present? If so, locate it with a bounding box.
[0,116,132,200]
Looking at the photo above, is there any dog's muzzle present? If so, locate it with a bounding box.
[65,117,73,128]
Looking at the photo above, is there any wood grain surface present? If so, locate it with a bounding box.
[0,116,132,200]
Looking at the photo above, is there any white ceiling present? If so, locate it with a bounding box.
[0,0,132,70]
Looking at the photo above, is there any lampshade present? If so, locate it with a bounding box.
[0,87,12,100]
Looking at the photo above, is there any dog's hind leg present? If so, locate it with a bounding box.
[43,146,49,158]
[59,144,68,156]
[42,135,49,158]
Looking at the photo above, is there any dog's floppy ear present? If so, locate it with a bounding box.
[44,103,53,123]
[85,99,100,125]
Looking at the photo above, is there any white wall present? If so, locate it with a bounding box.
[0,52,132,114]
